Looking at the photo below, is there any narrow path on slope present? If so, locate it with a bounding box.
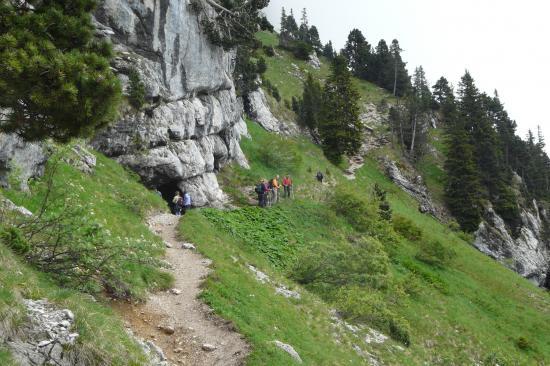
[115,213,249,366]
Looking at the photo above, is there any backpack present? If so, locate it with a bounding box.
[255,184,263,194]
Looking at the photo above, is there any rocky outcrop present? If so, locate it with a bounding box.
[474,201,550,287]
[0,133,47,191]
[91,0,249,206]
[383,159,443,219]
[3,299,81,366]
[307,52,321,70]
[247,88,299,136]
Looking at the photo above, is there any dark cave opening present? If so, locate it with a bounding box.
[157,181,181,210]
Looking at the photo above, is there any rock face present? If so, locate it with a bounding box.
[0,133,47,191]
[247,88,299,136]
[307,52,321,70]
[3,299,81,366]
[474,201,550,287]
[91,0,249,206]
[383,158,442,219]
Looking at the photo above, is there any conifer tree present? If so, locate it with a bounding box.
[342,29,371,79]
[308,26,323,52]
[298,74,323,130]
[319,56,362,163]
[371,40,393,88]
[444,123,484,232]
[389,39,410,97]
[299,8,310,43]
[0,0,121,142]
[323,41,336,60]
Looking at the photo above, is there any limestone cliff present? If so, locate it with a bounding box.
[91,0,249,206]
[475,201,550,287]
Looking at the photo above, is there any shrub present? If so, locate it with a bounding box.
[393,215,423,241]
[128,68,146,109]
[0,226,30,255]
[415,239,456,268]
[330,186,377,233]
[291,40,313,60]
[263,45,275,57]
[256,57,267,74]
[516,336,531,351]
[291,237,392,295]
[335,288,411,346]
[389,318,411,346]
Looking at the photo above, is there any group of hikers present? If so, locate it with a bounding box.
[171,190,192,216]
[255,175,293,207]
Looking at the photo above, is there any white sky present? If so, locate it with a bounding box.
[265,0,550,149]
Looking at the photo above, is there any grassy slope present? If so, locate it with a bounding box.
[182,122,550,365]
[0,149,171,364]
[256,31,393,122]
[179,32,550,364]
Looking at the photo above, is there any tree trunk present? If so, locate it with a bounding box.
[410,112,417,156]
[393,60,398,96]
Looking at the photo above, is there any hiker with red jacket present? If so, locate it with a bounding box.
[282,175,293,198]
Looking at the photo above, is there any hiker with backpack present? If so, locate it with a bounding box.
[271,175,280,204]
[255,180,266,207]
[172,191,184,216]
[265,179,273,207]
[182,191,192,214]
[282,175,293,198]
[316,171,324,183]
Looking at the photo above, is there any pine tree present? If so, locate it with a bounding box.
[298,8,310,43]
[342,29,370,79]
[308,26,323,52]
[319,56,362,163]
[374,184,392,221]
[371,40,393,88]
[432,77,455,114]
[406,66,432,158]
[128,69,146,109]
[298,74,323,130]
[389,39,410,97]
[444,123,483,232]
[0,0,121,142]
[323,41,335,60]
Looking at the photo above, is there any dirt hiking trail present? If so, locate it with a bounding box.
[115,213,249,366]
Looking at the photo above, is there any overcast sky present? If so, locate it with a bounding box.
[265,0,550,149]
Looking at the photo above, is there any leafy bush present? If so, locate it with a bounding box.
[389,318,411,346]
[336,288,411,346]
[291,237,392,295]
[256,57,268,74]
[516,336,531,351]
[393,215,423,241]
[290,40,313,60]
[415,239,456,268]
[201,207,304,268]
[0,226,30,255]
[128,69,146,109]
[329,186,377,232]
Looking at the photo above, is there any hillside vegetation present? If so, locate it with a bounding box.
[0,147,172,364]
[179,32,550,364]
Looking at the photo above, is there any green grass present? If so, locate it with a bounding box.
[0,147,173,364]
[255,31,394,122]
[182,117,550,365]
[180,210,366,365]
[2,148,172,298]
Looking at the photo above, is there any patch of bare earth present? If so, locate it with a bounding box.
[113,213,249,366]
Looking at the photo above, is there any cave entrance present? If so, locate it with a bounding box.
[157,182,181,209]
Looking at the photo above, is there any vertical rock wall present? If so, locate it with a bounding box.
[92,0,249,206]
